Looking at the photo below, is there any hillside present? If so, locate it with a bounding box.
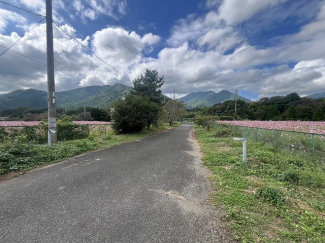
[0,89,48,110]
[56,83,132,110]
[0,83,132,111]
[309,92,325,99]
[179,90,251,109]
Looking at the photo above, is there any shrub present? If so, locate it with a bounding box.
[57,115,88,140]
[256,187,285,206]
[112,95,160,134]
[278,170,300,185]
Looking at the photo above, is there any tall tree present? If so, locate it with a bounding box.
[130,69,164,105]
[264,105,280,120]
[312,108,325,121]
[286,104,297,120]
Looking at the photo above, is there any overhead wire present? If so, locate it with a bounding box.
[94,0,149,68]
[52,20,131,82]
[0,17,46,57]
[0,43,83,82]
[0,0,45,17]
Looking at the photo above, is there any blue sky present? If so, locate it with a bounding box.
[0,0,324,100]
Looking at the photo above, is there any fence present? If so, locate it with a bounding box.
[213,123,325,163]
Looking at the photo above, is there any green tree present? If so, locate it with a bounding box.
[112,95,160,134]
[286,104,297,120]
[264,105,279,120]
[312,108,325,121]
[130,69,164,105]
[164,100,187,122]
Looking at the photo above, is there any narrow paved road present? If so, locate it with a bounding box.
[0,125,233,243]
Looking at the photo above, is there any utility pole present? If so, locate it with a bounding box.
[173,90,176,100]
[234,90,238,120]
[46,0,57,146]
[234,90,238,112]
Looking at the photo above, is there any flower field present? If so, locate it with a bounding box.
[217,121,325,135]
[0,121,111,127]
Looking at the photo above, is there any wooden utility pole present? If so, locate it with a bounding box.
[46,0,57,146]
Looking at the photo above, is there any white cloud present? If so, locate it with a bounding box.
[0,9,26,33]
[218,0,288,25]
[1,0,324,101]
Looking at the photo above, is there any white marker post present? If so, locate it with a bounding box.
[233,137,247,161]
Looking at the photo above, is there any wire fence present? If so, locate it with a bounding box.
[212,123,325,163]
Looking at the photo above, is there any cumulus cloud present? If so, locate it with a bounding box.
[0,9,26,33]
[0,0,324,100]
[218,0,288,25]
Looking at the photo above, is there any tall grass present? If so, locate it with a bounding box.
[195,125,325,242]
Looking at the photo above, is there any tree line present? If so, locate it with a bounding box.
[189,92,325,121]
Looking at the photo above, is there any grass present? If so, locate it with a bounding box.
[0,126,168,175]
[195,125,325,243]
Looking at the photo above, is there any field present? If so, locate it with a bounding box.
[195,125,325,242]
[217,121,325,135]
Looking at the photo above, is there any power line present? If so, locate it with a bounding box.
[0,17,46,57]
[94,0,147,67]
[0,43,46,66]
[0,0,45,17]
[52,20,131,82]
[0,44,83,81]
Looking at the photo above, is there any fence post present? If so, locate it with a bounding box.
[311,133,315,161]
[275,130,279,146]
[256,128,259,142]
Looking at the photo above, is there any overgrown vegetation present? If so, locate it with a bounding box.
[195,125,325,242]
[0,126,166,176]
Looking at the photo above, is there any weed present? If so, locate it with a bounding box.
[278,170,300,185]
[256,187,285,206]
[195,125,325,242]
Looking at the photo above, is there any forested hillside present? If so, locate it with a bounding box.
[190,93,325,121]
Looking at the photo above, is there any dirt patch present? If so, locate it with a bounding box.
[216,142,231,151]
[0,171,25,184]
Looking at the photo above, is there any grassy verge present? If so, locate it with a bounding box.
[0,126,168,176]
[195,125,325,242]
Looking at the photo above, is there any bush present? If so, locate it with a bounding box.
[195,115,218,127]
[256,187,285,206]
[112,95,160,134]
[278,170,300,185]
[57,115,88,140]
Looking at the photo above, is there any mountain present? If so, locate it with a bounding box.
[0,83,132,111]
[56,83,132,110]
[0,89,48,110]
[179,90,251,109]
[308,92,325,99]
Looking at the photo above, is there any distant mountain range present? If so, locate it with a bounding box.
[179,90,251,109]
[308,92,325,99]
[0,83,131,111]
[3,84,321,111]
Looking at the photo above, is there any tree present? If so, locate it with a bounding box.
[264,105,279,120]
[130,69,164,105]
[286,104,297,120]
[111,95,160,134]
[164,100,186,122]
[312,108,325,121]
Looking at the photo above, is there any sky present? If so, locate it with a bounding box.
[0,0,325,100]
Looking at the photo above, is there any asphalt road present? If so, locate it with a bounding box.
[0,125,233,243]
